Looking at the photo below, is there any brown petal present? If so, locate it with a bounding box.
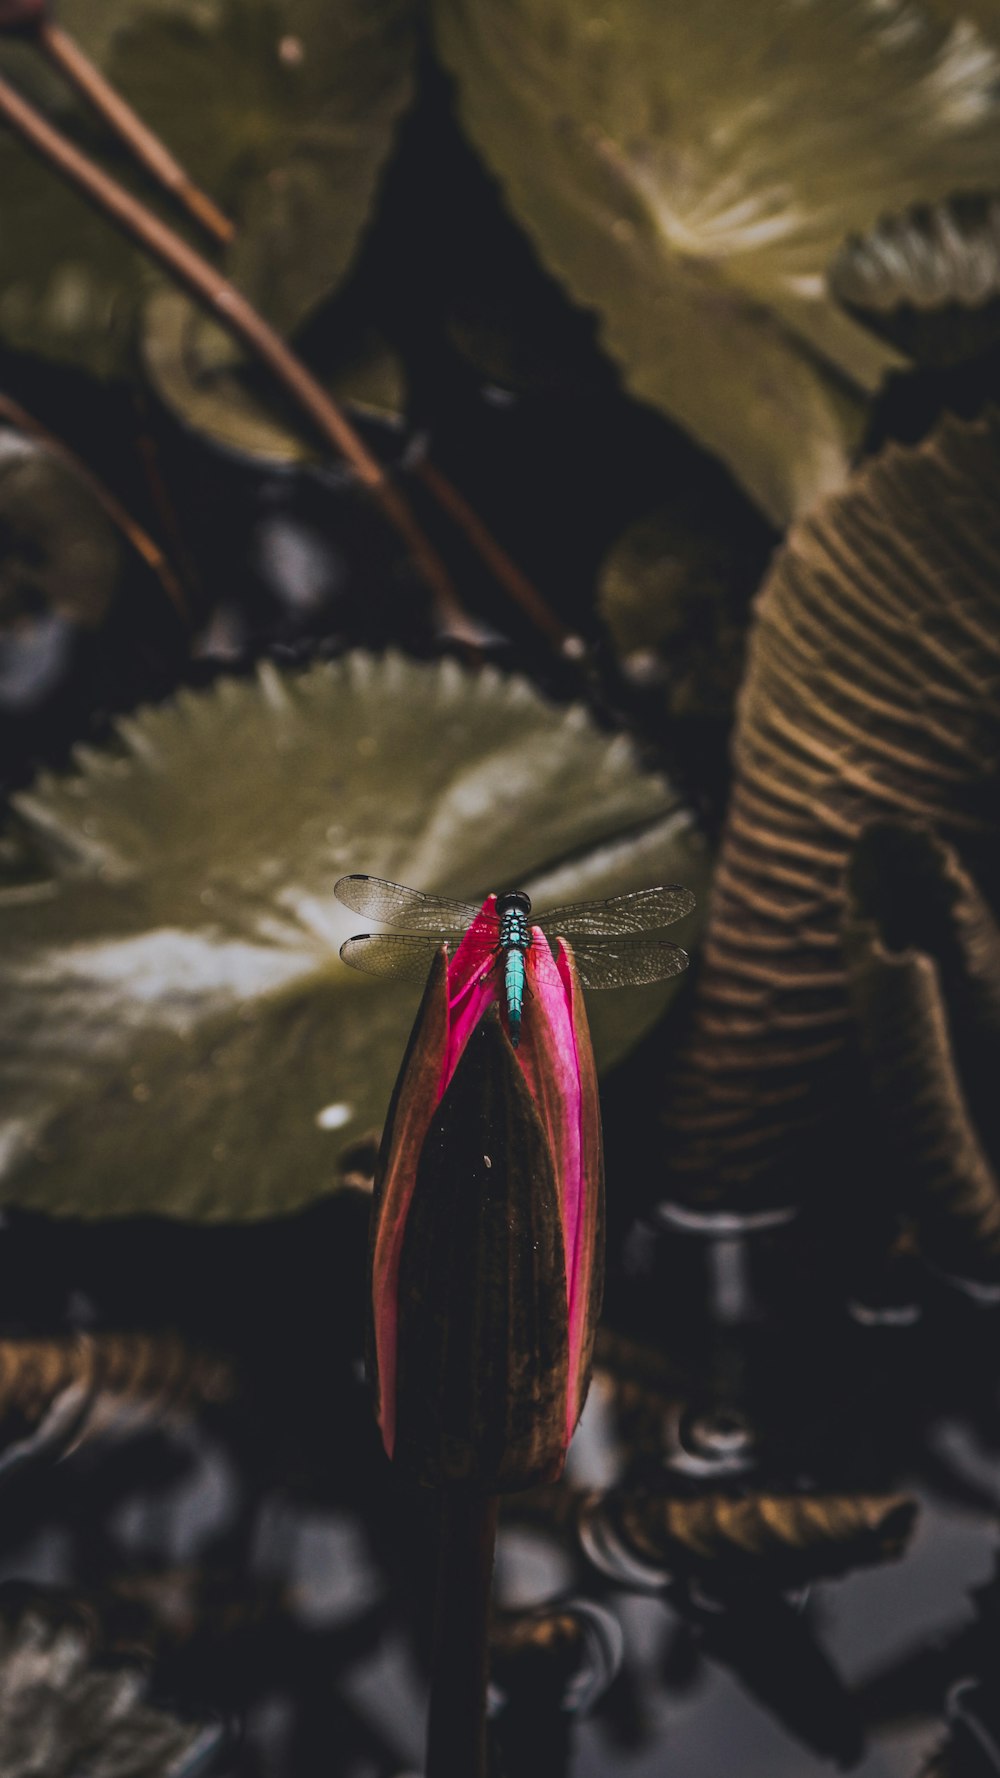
[392,1007,570,1490]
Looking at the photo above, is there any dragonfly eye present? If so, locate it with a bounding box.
[496,890,532,917]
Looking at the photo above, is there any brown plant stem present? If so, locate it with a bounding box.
[0,388,189,624]
[413,457,577,652]
[0,68,477,645]
[35,19,234,246]
[425,1488,497,1778]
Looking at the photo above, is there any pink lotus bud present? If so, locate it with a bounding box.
[369,899,604,1490]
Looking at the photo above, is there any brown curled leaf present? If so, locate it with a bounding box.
[586,1488,916,1587]
[658,411,1000,1210]
[490,1600,622,1714]
[0,1332,233,1462]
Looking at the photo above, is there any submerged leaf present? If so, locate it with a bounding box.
[0,653,707,1220]
[435,0,1000,521]
[0,0,416,372]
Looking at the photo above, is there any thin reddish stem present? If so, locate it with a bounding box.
[36,20,234,247]
[0,388,189,624]
[415,457,576,651]
[0,67,477,644]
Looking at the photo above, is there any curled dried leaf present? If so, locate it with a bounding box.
[579,1488,916,1588]
[659,412,1000,1208]
[0,1332,232,1467]
[491,1600,623,1716]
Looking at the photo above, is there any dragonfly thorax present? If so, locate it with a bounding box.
[496,891,532,960]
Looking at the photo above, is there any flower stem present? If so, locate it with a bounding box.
[35,20,235,246]
[426,1489,498,1778]
[0,68,478,644]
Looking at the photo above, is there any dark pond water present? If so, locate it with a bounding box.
[0,1195,996,1778]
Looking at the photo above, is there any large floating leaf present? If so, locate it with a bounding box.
[434,0,1000,522]
[0,0,416,373]
[0,654,707,1221]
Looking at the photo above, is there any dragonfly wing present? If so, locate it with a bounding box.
[536,884,696,938]
[334,874,484,933]
[340,933,457,981]
[562,936,691,989]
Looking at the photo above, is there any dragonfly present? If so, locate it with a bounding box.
[334,875,695,1048]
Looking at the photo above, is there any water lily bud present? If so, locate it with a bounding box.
[369,901,604,1490]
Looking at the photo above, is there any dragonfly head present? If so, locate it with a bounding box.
[496,890,532,918]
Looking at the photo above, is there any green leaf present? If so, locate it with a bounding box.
[0,0,416,373]
[0,654,708,1221]
[434,0,1000,522]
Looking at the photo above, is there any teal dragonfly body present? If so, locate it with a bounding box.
[334,875,696,1048]
[496,891,532,1047]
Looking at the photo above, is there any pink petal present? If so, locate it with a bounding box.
[514,935,587,1440]
[441,898,501,1093]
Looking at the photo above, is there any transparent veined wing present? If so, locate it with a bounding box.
[340,933,498,981]
[334,874,485,934]
[557,935,691,989]
[535,885,696,939]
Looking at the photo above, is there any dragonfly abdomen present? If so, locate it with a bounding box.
[499,906,532,1048]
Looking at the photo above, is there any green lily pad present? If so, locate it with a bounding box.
[0,654,708,1221]
[0,0,416,374]
[434,0,1000,522]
